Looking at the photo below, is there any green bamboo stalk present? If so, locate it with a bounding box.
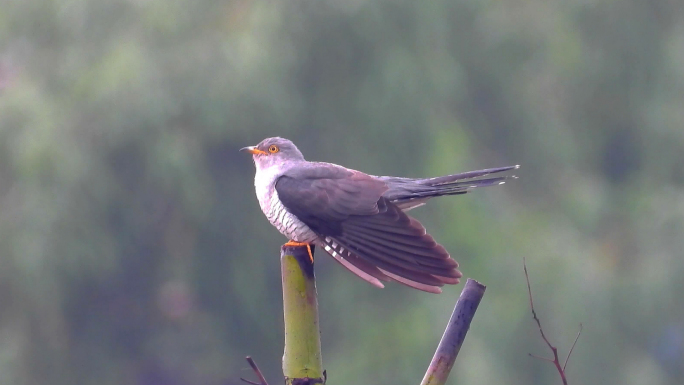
[281,244,325,385]
[420,279,486,385]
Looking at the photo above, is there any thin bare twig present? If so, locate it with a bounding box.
[240,356,269,385]
[524,258,581,385]
[528,353,555,363]
[563,324,583,371]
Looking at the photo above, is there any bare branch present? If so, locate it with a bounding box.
[563,323,583,371]
[528,353,555,363]
[240,356,269,385]
[524,258,577,385]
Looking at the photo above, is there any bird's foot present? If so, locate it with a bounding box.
[283,240,314,263]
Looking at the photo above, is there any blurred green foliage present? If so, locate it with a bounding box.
[1,0,683,384]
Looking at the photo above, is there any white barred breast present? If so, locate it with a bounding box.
[254,167,318,243]
[264,191,318,242]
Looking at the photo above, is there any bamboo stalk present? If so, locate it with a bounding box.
[420,279,486,385]
[281,244,325,385]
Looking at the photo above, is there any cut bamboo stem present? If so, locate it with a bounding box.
[420,279,486,385]
[281,244,325,385]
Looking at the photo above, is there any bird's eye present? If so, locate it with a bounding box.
[268,145,279,153]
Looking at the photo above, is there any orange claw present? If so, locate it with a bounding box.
[283,240,314,263]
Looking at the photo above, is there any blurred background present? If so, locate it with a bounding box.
[1,0,683,384]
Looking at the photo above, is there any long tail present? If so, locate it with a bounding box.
[378,165,519,210]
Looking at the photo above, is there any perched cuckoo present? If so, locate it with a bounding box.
[241,137,518,293]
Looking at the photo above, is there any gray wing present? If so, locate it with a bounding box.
[275,165,388,235]
[275,165,461,293]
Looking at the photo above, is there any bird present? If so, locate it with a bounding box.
[241,137,518,293]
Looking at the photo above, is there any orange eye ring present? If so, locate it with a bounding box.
[268,145,279,153]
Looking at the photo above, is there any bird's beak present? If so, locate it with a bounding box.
[240,146,268,155]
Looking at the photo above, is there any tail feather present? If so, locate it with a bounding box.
[422,165,519,185]
[380,165,519,206]
[428,176,515,194]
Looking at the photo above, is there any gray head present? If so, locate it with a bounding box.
[240,137,306,170]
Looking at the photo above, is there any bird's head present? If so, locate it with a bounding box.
[240,137,305,171]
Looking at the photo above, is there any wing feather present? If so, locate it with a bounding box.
[275,164,461,292]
